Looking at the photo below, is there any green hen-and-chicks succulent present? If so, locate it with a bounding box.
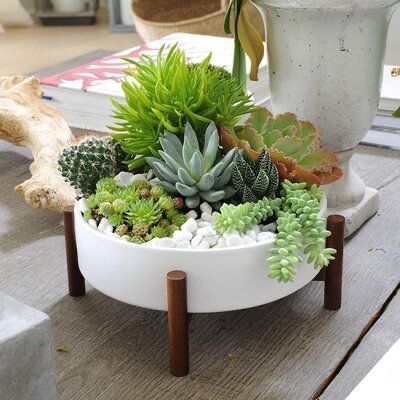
[85,177,186,243]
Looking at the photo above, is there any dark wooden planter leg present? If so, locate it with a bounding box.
[63,205,85,297]
[167,270,189,377]
[324,214,345,310]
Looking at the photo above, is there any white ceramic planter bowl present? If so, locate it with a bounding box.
[74,195,326,313]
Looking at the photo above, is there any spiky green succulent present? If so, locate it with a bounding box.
[146,122,237,209]
[125,198,163,227]
[232,148,279,203]
[213,197,282,235]
[58,137,125,194]
[110,44,255,170]
[267,180,336,283]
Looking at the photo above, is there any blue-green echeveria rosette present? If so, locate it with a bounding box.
[146,122,237,208]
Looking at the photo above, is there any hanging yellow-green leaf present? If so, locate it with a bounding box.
[393,106,400,118]
[237,0,264,81]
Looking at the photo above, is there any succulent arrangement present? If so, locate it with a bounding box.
[58,136,125,195]
[84,177,186,243]
[220,107,343,187]
[64,43,343,285]
[110,44,255,170]
[146,122,236,209]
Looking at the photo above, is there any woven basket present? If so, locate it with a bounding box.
[131,0,228,42]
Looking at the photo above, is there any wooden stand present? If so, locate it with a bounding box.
[167,271,189,377]
[63,206,86,297]
[324,214,345,310]
[313,214,345,310]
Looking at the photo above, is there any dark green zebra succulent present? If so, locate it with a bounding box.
[232,148,280,203]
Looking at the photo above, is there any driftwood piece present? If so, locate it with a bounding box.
[0,76,77,212]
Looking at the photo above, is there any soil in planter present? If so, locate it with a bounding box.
[132,0,222,23]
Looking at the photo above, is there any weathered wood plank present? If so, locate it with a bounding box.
[351,145,400,190]
[320,291,400,400]
[1,139,400,399]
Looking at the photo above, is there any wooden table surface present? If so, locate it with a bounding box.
[1,139,400,399]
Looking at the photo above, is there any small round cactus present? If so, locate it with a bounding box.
[58,137,124,195]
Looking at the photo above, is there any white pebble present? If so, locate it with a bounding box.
[204,235,218,247]
[181,218,197,233]
[149,178,160,187]
[177,240,192,249]
[88,219,97,228]
[201,212,214,224]
[197,226,217,237]
[245,229,257,241]
[262,222,277,233]
[257,232,276,242]
[191,234,203,248]
[252,224,261,234]
[223,230,240,238]
[217,237,225,244]
[154,238,176,248]
[197,221,211,228]
[213,242,226,249]
[173,230,193,242]
[185,210,198,220]
[114,171,134,187]
[241,234,256,245]
[98,218,113,233]
[200,202,213,215]
[146,169,154,180]
[197,240,210,249]
[77,198,88,213]
[226,234,243,247]
[131,174,147,182]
